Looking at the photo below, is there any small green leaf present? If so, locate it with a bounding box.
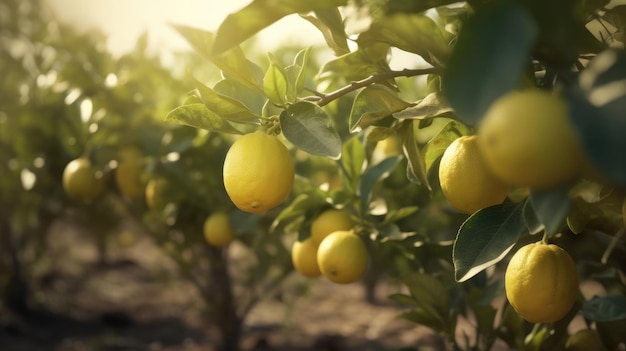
[165,104,242,134]
[422,119,470,174]
[341,136,365,193]
[384,206,419,225]
[582,295,626,322]
[393,92,454,120]
[213,78,266,115]
[193,78,260,124]
[280,101,342,158]
[389,293,420,307]
[359,156,400,211]
[212,0,347,56]
[398,309,448,333]
[522,199,544,235]
[300,9,350,56]
[350,85,413,132]
[443,3,538,124]
[529,184,570,235]
[264,56,289,105]
[400,121,431,190]
[453,201,526,282]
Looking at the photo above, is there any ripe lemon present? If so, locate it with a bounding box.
[317,230,368,284]
[310,209,355,245]
[565,329,606,351]
[62,158,104,201]
[203,212,235,247]
[478,90,583,189]
[438,135,509,214]
[115,146,144,199]
[505,242,579,323]
[145,177,168,209]
[291,237,321,277]
[223,131,294,213]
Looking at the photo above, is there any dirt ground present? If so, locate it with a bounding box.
[0,220,451,351]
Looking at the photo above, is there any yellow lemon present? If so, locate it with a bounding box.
[62,158,104,201]
[317,230,368,284]
[438,135,509,214]
[565,329,607,351]
[145,177,169,209]
[310,209,354,245]
[115,146,144,199]
[291,237,321,277]
[478,90,583,189]
[505,242,579,323]
[223,131,294,213]
[203,212,235,247]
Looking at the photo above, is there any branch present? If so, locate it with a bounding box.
[309,67,442,107]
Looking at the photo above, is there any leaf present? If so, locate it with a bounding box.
[453,201,526,282]
[567,50,626,187]
[400,121,431,190]
[393,92,454,120]
[170,24,215,60]
[213,78,266,115]
[384,206,420,225]
[212,0,347,56]
[284,47,311,101]
[398,310,448,334]
[522,199,544,235]
[316,44,393,89]
[528,184,570,235]
[300,9,350,56]
[349,85,413,132]
[357,13,449,65]
[442,3,538,124]
[422,119,470,174]
[280,101,342,158]
[341,136,365,193]
[386,0,463,14]
[389,293,421,307]
[359,156,400,211]
[397,273,450,333]
[582,295,626,322]
[165,104,242,134]
[193,78,260,124]
[263,55,289,105]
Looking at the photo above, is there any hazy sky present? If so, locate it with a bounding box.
[43,0,324,60]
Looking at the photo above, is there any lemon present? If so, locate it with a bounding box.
[115,146,144,199]
[317,230,368,284]
[565,329,606,351]
[505,242,579,323]
[310,209,355,245]
[62,158,104,201]
[438,135,509,214]
[223,131,294,213]
[291,237,321,277]
[203,212,235,247]
[145,177,168,209]
[478,90,583,189]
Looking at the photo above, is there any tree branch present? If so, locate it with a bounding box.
[308,67,442,107]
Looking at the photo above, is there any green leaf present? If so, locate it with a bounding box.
[386,0,463,14]
[341,136,365,193]
[316,44,392,88]
[357,13,449,65]
[264,55,289,105]
[522,199,544,235]
[350,85,413,132]
[528,184,570,235]
[300,9,349,56]
[389,293,420,307]
[170,24,215,60]
[359,156,400,211]
[213,78,266,115]
[400,121,431,190]
[398,309,448,334]
[212,0,347,56]
[272,192,326,232]
[279,101,342,158]
[397,273,450,333]
[443,3,538,124]
[582,295,626,322]
[422,119,470,174]
[193,78,260,124]
[165,104,242,134]
[384,206,419,225]
[284,47,311,101]
[214,46,265,94]
[393,92,453,120]
[453,201,526,282]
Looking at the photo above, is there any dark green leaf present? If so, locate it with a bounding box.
[582,295,626,322]
[165,104,242,134]
[350,85,413,132]
[453,201,526,282]
[193,78,260,124]
[212,0,347,56]
[389,293,420,307]
[398,309,448,333]
[443,3,538,124]
[280,101,342,158]
[400,121,431,190]
[529,184,570,235]
[300,9,349,56]
[522,199,544,235]
[359,156,400,211]
[341,136,365,193]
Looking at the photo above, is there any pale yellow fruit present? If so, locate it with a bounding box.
[565,329,606,351]
[438,135,509,214]
[478,90,583,189]
[223,131,294,213]
[317,230,368,284]
[505,242,579,323]
[291,237,321,277]
[115,146,144,199]
[203,212,235,247]
[62,158,104,201]
[145,177,168,209]
[310,209,354,245]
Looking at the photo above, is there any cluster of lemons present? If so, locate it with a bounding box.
[438,89,586,324]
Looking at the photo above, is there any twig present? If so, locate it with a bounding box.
[310,67,442,107]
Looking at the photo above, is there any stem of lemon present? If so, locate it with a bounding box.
[540,230,550,244]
